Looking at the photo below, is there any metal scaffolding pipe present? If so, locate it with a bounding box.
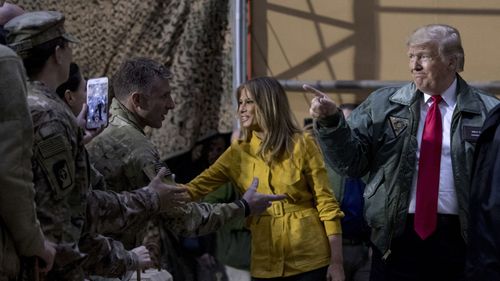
[232,0,247,92]
[279,79,500,92]
[231,0,247,131]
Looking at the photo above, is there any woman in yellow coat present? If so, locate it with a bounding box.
[186,77,345,281]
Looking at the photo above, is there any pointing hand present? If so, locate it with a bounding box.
[242,178,287,216]
[304,84,338,119]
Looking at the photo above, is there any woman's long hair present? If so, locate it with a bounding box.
[236,77,302,164]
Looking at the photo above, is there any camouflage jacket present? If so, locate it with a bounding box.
[27,82,162,280]
[0,45,45,280]
[87,99,244,279]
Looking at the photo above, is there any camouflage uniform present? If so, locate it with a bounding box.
[26,81,165,280]
[3,10,171,279]
[87,98,244,280]
[6,10,245,279]
[0,45,45,281]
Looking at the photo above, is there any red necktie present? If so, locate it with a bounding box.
[414,95,443,240]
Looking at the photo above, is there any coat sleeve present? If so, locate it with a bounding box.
[186,146,234,200]
[0,47,45,257]
[160,201,244,237]
[315,98,374,178]
[79,232,138,277]
[302,134,344,236]
[84,188,160,235]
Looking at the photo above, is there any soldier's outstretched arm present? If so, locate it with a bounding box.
[78,233,142,278]
[162,178,286,237]
[84,168,189,235]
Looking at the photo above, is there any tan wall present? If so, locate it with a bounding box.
[251,0,500,126]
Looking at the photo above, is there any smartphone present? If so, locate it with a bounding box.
[86,77,108,129]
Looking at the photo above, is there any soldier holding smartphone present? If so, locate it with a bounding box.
[5,11,284,280]
[4,11,188,280]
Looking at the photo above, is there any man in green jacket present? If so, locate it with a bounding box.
[307,24,499,281]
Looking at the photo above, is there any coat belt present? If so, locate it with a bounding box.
[262,201,314,217]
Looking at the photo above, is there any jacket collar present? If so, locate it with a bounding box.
[28,80,60,101]
[389,82,419,106]
[110,98,145,134]
[389,74,482,115]
[454,74,482,115]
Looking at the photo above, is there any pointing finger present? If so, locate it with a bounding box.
[303,84,327,99]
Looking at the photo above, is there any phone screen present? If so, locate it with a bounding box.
[86,77,109,129]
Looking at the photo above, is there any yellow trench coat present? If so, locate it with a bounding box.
[187,132,344,278]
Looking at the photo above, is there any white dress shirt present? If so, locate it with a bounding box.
[409,78,458,215]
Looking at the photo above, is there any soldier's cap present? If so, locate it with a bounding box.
[4,11,79,57]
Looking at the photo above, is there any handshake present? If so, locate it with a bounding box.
[146,168,286,216]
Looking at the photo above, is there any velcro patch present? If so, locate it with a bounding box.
[389,116,409,137]
[52,160,72,190]
[35,134,75,199]
[38,135,66,159]
[462,126,481,142]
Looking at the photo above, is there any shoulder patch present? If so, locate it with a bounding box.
[52,160,73,190]
[35,134,75,199]
[389,116,409,137]
[38,134,66,158]
[462,125,482,143]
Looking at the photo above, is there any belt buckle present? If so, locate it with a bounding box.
[272,201,284,217]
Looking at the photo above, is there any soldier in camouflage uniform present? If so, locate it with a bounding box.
[86,58,286,281]
[55,62,156,278]
[0,5,56,277]
[4,11,236,280]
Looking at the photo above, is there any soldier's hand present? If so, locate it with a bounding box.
[131,246,153,270]
[37,239,56,273]
[147,168,189,210]
[304,84,338,119]
[242,178,286,216]
[76,103,107,144]
[142,222,161,268]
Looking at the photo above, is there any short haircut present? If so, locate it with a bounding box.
[56,62,82,99]
[112,57,172,102]
[22,37,67,78]
[407,24,464,72]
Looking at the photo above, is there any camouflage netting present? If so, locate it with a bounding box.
[13,0,235,160]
